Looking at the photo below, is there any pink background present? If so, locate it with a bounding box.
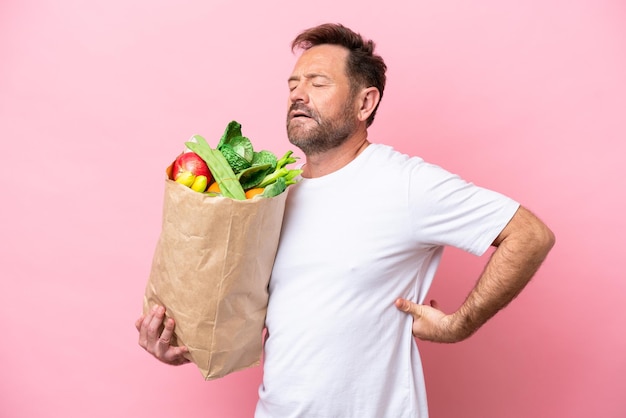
[1,1,625,417]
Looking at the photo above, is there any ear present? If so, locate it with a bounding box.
[356,87,381,123]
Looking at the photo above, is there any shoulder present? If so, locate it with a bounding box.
[364,143,427,171]
[365,143,456,184]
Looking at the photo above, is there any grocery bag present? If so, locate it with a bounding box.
[143,178,288,380]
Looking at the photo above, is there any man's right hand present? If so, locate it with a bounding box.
[135,305,190,365]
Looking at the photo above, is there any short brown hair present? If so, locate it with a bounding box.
[292,23,387,127]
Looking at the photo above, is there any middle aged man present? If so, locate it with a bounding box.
[137,23,555,418]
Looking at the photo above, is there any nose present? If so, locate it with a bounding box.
[289,82,308,104]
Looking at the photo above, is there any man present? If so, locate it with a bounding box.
[137,23,555,417]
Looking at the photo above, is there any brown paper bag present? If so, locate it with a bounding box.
[143,178,288,380]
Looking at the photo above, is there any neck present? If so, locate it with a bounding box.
[301,130,370,178]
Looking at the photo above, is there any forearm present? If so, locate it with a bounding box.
[396,206,555,343]
[450,206,555,340]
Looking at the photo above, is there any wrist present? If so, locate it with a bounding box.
[447,308,480,342]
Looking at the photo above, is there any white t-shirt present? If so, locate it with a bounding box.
[255,144,519,418]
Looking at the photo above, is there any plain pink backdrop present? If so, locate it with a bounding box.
[1,1,625,417]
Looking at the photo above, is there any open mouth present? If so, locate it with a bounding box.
[290,113,310,122]
[289,104,313,121]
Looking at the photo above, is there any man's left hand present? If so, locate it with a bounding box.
[395,298,470,343]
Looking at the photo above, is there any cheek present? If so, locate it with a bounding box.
[318,90,350,115]
[309,95,334,118]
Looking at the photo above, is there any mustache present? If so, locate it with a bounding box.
[288,103,315,119]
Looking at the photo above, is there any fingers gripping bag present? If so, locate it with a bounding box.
[142,121,301,380]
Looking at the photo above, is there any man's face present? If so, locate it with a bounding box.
[286,44,358,155]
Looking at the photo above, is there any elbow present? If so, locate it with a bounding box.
[520,205,556,254]
[495,206,556,259]
[536,221,556,258]
[546,226,556,250]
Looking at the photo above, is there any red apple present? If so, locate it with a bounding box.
[171,152,212,183]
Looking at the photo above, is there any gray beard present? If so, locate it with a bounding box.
[286,102,357,156]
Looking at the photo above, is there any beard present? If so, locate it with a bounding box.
[286,97,358,155]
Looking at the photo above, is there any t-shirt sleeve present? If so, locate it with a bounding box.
[408,161,520,256]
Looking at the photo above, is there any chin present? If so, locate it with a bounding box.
[287,133,315,153]
[287,134,308,149]
[288,122,314,141]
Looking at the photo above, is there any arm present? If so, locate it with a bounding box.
[135,305,190,365]
[396,205,555,343]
